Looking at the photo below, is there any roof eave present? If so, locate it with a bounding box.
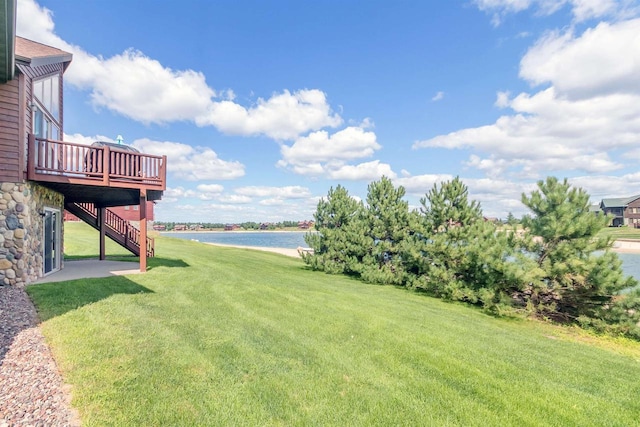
[16,52,73,69]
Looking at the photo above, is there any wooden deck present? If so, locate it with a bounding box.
[27,135,166,191]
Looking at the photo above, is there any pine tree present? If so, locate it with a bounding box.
[520,177,637,321]
[408,177,483,297]
[304,185,368,274]
[423,176,482,232]
[409,177,529,308]
[359,177,413,285]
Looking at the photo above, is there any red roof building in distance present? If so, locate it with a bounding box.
[298,220,315,229]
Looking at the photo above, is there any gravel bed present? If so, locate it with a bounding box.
[0,286,80,426]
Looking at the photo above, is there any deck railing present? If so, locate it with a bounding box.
[27,135,166,189]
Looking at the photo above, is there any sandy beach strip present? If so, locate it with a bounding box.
[612,239,640,254]
[204,240,640,256]
[203,242,302,258]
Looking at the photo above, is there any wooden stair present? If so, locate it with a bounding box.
[65,202,154,258]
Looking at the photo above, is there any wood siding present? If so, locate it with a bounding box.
[109,201,156,221]
[625,198,640,227]
[0,78,20,181]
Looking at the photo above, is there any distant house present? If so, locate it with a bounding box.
[174,224,187,231]
[298,220,314,229]
[153,224,166,231]
[600,195,640,227]
[224,224,240,231]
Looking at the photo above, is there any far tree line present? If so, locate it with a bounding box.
[303,176,640,340]
[155,220,311,231]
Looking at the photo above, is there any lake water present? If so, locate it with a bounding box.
[163,231,640,283]
[162,231,310,249]
[618,253,640,284]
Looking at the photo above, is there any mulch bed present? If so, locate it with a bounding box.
[0,286,80,426]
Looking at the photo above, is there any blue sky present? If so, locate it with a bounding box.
[17,0,640,222]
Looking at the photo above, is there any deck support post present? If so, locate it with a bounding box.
[99,207,106,260]
[140,189,147,272]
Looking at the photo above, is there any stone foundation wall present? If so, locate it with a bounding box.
[0,182,64,287]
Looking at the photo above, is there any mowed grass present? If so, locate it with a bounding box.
[63,221,138,261]
[598,226,640,240]
[27,223,640,426]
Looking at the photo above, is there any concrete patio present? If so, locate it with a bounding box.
[33,260,141,284]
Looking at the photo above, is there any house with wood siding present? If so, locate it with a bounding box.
[0,1,166,284]
[599,195,640,227]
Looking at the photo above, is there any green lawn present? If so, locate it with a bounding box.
[27,222,640,426]
[63,221,139,261]
[598,226,640,240]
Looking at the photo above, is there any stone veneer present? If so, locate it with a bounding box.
[0,182,64,287]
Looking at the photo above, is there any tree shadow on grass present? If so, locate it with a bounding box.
[26,276,153,322]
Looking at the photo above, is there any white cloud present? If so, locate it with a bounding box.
[473,0,633,25]
[414,18,640,179]
[196,184,225,194]
[394,174,455,195]
[287,163,326,176]
[87,50,214,124]
[359,117,375,129]
[281,127,380,164]
[278,127,390,180]
[132,139,245,181]
[63,133,114,145]
[234,186,311,199]
[17,0,210,123]
[571,0,620,22]
[17,0,343,139]
[196,184,224,200]
[259,198,288,206]
[431,91,445,102]
[494,91,511,108]
[327,160,397,181]
[569,172,640,199]
[395,173,538,218]
[164,186,197,199]
[196,89,343,140]
[623,148,640,160]
[217,194,253,204]
[474,0,555,26]
[520,19,640,99]
[16,0,58,46]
